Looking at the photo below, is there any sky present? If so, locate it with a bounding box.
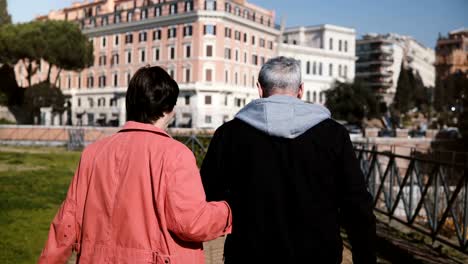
[8,0,468,48]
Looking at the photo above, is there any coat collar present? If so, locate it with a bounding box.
[119,121,171,138]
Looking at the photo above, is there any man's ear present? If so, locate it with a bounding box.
[297,83,304,99]
[257,82,264,98]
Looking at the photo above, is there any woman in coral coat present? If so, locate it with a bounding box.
[38,66,232,264]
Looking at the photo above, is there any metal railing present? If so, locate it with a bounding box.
[355,144,468,252]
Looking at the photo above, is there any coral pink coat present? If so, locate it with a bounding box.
[38,121,232,264]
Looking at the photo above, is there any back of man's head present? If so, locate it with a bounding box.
[258,56,302,97]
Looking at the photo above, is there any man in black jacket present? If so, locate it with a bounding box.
[201,56,376,264]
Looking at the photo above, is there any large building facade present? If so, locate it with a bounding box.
[356,33,435,104]
[14,0,356,128]
[278,25,356,104]
[435,28,468,79]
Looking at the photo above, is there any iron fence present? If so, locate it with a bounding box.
[354,144,468,252]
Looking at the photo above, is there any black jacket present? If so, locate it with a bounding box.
[201,118,376,264]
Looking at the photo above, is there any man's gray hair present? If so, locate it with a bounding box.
[258,56,302,95]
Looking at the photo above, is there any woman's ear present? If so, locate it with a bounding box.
[257,82,264,98]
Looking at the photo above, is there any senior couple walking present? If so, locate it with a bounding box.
[38,56,376,264]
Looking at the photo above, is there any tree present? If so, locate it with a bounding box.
[0,20,94,87]
[0,0,11,25]
[393,63,412,113]
[41,20,94,84]
[325,81,383,126]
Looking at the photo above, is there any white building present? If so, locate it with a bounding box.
[356,33,435,104]
[278,24,356,104]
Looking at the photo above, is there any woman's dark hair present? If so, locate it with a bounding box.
[126,66,179,124]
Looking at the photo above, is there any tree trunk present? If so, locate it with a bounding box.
[54,68,62,87]
[46,64,52,82]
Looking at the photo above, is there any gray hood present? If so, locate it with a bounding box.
[235,95,331,139]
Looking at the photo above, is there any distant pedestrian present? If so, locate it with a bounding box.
[39,66,232,264]
[201,56,376,263]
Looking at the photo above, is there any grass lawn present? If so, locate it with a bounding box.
[0,146,81,264]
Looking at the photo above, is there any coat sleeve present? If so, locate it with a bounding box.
[37,158,85,264]
[337,127,377,264]
[165,145,232,242]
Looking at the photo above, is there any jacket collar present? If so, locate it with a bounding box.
[119,121,171,138]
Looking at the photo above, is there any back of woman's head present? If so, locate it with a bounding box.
[126,66,179,124]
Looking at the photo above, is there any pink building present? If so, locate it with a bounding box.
[16,0,279,127]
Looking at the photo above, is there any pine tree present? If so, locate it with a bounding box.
[0,0,11,25]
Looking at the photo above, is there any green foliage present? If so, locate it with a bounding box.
[0,0,11,25]
[325,81,383,125]
[0,20,94,86]
[393,63,430,114]
[0,147,81,264]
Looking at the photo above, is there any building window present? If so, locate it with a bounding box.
[111,54,119,66]
[125,33,133,44]
[235,49,239,61]
[125,50,132,64]
[235,7,240,16]
[101,36,107,48]
[77,98,81,107]
[185,95,190,105]
[184,45,191,58]
[313,62,317,75]
[313,91,317,102]
[110,98,117,107]
[252,55,258,65]
[320,92,324,103]
[251,36,255,45]
[329,38,333,50]
[235,72,238,84]
[88,98,94,107]
[98,55,107,66]
[168,27,177,39]
[205,115,212,124]
[169,46,175,60]
[225,27,232,38]
[141,8,148,19]
[183,25,193,37]
[126,72,132,85]
[225,70,229,83]
[225,3,231,12]
[319,62,323,76]
[185,68,191,82]
[205,95,212,105]
[344,65,348,78]
[205,0,216,10]
[78,75,82,89]
[101,16,109,26]
[268,41,273,50]
[206,45,213,57]
[205,69,213,82]
[113,73,118,87]
[234,30,241,41]
[154,6,161,17]
[153,29,161,40]
[139,31,147,42]
[306,91,310,102]
[114,35,119,46]
[224,47,231,59]
[169,69,175,79]
[127,11,133,22]
[259,38,265,48]
[306,61,311,74]
[153,47,160,61]
[170,3,178,15]
[243,74,247,86]
[98,75,106,88]
[338,65,342,77]
[114,13,121,24]
[87,76,94,88]
[339,40,342,51]
[244,52,247,63]
[344,41,348,52]
[204,24,216,35]
[329,63,333,76]
[140,49,146,63]
[185,1,194,12]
